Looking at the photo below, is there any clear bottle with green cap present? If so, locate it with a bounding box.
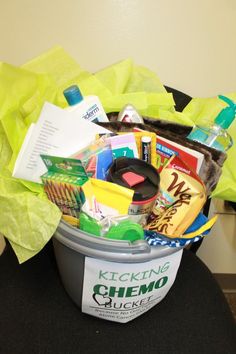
[187,95,236,152]
[63,84,109,123]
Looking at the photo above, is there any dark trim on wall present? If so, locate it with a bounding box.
[213,273,236,292]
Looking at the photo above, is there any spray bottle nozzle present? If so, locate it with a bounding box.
[215,95,236,129]
[218,95,236,110]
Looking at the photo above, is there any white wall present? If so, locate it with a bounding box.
[0,0,236,271]
[197,200,236,274]
[1,0,236,97]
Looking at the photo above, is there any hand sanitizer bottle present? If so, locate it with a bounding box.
[187,95,236,152]
[63,85,109,123]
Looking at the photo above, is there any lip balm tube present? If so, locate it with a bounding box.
[141,136,151,164]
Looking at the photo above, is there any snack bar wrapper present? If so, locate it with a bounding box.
[145,155,207,238]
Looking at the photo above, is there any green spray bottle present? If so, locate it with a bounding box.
[187,95,236,152]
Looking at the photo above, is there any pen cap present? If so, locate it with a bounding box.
[63,85,83,106]
[141,136,152,163]
[141,136,152,143]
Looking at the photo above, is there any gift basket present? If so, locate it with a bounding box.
[0,47,235,323]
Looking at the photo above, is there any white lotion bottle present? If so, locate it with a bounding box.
[63,85,109,123]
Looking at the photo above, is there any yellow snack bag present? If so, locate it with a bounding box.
[146,155,207,237]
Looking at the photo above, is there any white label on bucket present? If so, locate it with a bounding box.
[82,249,183,323]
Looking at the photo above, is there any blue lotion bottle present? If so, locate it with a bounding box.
[63,85,109,123]
[187,95,236,152]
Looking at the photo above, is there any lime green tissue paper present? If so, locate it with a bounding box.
[22,46,87,87]
[0,122,12,171]
[157,109,195,126]
[101,92,150,114]
[0,175,61,263]
[95,58,176,116]
[125,64,168,94]
[0,52,64,262]
[95,58,134,95]
[23,46,112,110]
[0,63,34,152]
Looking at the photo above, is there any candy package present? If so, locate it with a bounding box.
[145,155,207,237]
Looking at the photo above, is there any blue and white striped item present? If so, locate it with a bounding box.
[144,213,210,247]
